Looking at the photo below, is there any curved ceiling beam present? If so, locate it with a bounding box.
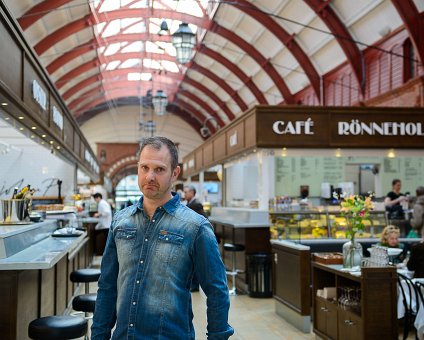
[68,77,175,111]
[210,22,294,104]
[391,0,424,65]
[166,104,206,139]
[183,77,235,121]
[190,62,248,112]
[173,98,217,134]
[199,45,267,104]
[18,0,72,30]
[229,0,321,100]
[34,9,207,55]
[68,80,178,112]
[55,52,177,89]
[177,90,225,128]
[62,68,183,100]
[46,37,171,74]
[304,0,364,92]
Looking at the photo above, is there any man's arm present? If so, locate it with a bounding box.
[384,195,406,207]
[91,224,119,339]
[193,221,234,339]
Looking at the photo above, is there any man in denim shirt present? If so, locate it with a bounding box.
[92,136,233,339]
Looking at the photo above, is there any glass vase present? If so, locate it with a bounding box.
[342,239,363,269]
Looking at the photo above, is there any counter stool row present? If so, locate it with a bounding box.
[28,268,101,340]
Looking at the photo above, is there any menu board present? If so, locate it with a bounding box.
[383,158,399,173]
[322,157,344,184]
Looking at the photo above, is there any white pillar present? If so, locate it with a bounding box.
[199,170,205,202]
[257,150,275,210]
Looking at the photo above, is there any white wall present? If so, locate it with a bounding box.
[0,124,75,199]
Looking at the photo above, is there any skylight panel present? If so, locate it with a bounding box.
[99,0,120,13]
[143,59,161,70]
[120,59,141,69]
[124,21,146,34]
[106,61,121,70]
[102,20,121,38]
[146,41,165,54]
[121,41,144,53]
[161,61,179,73]
[129,1,148,9]
[128,72,152,81]
[104,43,122,56]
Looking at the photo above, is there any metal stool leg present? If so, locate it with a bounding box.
[228,251,237,296]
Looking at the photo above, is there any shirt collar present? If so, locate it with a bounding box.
[131,192,180,216]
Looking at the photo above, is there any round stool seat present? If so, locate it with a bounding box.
[28,315,87,340]
[224,243,245,252]
[70,268,101,283]
[72,293,97,313]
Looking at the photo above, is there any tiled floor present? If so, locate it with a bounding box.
[192,291,314,340]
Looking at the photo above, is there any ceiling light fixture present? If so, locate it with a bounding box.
[172,23,196,64]
[152,90,168,116]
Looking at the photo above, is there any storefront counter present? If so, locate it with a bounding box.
[210,208,271,292]
[0,220,91,340]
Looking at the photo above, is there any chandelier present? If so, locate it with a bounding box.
[172,23,196,64]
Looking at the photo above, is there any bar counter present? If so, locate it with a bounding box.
[0,220,91,340]
[210,208,271,292]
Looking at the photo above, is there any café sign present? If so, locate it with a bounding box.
[272,118,314,135]
[338,120,424,136]
[32,80,47,111]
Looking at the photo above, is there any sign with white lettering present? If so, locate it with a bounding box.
[32,80,47,110]
[52,106,64,130]
[229,132,238,147]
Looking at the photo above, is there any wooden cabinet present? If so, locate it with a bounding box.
[312,262,397,340]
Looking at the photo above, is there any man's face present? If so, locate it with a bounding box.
[393,181,402,192]
[184,188,194,201]
[138,145,180,201]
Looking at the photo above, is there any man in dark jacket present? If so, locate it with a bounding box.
[184,184,207,291]
[184,185,207,218]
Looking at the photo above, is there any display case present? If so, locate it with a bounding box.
[270,209,387,241]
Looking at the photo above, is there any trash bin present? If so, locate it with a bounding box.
[246,253,273,298]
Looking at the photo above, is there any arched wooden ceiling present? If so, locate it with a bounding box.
[4,0,424,144]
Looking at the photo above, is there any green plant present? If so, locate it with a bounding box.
[340,194,374,241]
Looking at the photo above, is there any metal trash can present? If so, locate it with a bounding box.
[246,253,273,298]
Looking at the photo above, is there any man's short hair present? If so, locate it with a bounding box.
[139,136,179,170]
[184,185,196,195]
[392,179,401,186]
[93,193,102,199]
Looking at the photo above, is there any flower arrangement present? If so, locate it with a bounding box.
[340,193,374,241]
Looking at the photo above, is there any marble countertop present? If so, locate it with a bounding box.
[209,217,270,228]
[0,231,87,270]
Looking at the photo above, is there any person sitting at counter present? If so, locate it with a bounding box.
[384,179,408,220]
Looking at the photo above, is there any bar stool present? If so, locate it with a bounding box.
[70,268,101,294]
[72,293,97,319]
[223,243,245,295]
[28,315,87,340]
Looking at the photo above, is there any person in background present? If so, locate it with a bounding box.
[93,193,113,255]
[379,225,402,248]
[184,184,207,292]
[92,136,233,340]
[384,179,408,219]
[407,230,424,278]
[410,186,424,234]
[184,184,207,218]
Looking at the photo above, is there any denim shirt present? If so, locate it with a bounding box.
[91,194,234,339]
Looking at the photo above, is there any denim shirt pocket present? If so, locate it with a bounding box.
[155,230,184,264]
[114,227,137,256]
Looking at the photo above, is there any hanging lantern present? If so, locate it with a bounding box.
[152,90,168,116]
[172,23,196,64]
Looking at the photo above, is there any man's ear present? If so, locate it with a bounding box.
[172,165,181,180]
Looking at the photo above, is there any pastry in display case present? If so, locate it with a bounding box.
[270,210,387,241]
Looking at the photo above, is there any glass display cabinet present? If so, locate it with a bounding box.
[270,210,388,241]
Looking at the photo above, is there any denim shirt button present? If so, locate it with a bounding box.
[145,238,148,242]
[136,280,140,284]
[140,260,144,264]
[133,302,136,305]
[152,219,155,222]
[130,324,134,327]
